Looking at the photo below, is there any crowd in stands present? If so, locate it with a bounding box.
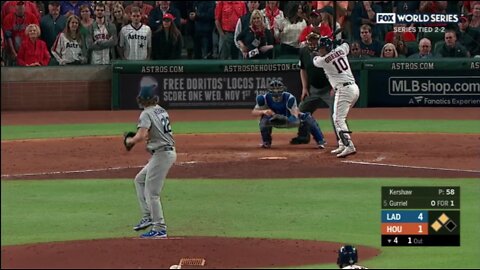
[1,1,479,67]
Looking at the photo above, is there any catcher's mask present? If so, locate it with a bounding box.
[318,36,333,53]
[337,245,358,267]
[268,79,285,102]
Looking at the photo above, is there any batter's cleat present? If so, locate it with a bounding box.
[290,136,310,145]
[140,229,167,239]
[133,217,153,231]
[336,145,356,158]
[260,142,271,149]
[331,145,345,154]
[317,140,327,149]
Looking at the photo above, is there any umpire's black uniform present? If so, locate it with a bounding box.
[291,46,338,144]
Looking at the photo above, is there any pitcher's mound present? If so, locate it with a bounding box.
[1,236,380,269]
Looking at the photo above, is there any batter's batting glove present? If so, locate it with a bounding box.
[123,131,136,151]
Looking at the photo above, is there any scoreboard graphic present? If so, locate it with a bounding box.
[381,187,460,246]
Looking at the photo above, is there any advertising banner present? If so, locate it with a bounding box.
[366,60,480,107]
[118,72,302,109]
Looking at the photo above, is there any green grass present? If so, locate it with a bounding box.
[2,119,480,140]
[2,178,479,269]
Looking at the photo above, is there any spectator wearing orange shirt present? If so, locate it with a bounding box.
[125,1,153,25]
[1,1,41,22]
[16,24,50,66]
[215,1,247,59]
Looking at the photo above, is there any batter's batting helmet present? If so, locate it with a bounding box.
[318,36,333,52]
[337,245,358,268]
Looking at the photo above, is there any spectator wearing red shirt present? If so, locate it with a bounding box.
[298,9,332,45]
[1,1,41,22]
[16,23,50,66]
[1,27,5,66]
[125,1,153,25]
[2,1,39,65]
[384,23,416,43]
[215,1,247,59]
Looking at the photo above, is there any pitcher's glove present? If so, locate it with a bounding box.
[269,114,289,126]
[123,131,136,151]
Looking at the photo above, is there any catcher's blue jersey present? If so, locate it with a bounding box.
[255,92,298,117]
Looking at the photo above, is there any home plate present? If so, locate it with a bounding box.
[259,157,288,160]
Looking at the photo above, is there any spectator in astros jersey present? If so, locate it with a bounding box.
[118,6,152,60]
[86,2,118,64]
[51,15,87,65]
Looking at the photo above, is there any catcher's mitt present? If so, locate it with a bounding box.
[269,114,289,126]
[123,131,136,151]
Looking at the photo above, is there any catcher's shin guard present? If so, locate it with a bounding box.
[300,113,325,143]
[259,116,273,144]
[338,130,352,146]
[297,121,311,139]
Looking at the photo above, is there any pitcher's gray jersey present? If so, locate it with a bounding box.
[137,105,175,152]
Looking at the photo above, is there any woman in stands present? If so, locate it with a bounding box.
[237,9,274,59]
[51,15,87,65]
[151,13,183,60]
[380,42,399,58]
[17,24,50,66]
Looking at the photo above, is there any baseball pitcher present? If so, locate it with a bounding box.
[313,37,359,158]
[337,245,368,269]
[252,79,326,149]
[124,76,176,238]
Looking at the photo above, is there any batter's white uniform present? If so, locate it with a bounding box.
[313,43,359,153]
[119,23,151,60]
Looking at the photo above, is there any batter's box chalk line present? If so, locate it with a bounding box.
[0,165,144,178]
[342,160,480,173]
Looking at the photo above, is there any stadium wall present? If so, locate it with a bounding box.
[1,66,111,111]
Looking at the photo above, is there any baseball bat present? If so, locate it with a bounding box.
[331,28,343,39]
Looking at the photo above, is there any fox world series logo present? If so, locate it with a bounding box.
[376,13,459,24]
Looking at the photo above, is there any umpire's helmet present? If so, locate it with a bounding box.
[318,36,333,52]
[268,79,285,102]
[337,245,358,268]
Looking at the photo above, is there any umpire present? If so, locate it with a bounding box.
[291,29,338,145]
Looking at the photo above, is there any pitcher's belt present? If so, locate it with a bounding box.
[152,146,175,153]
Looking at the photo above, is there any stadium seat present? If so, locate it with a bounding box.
[405,41,419,56]
[433,41,445,55]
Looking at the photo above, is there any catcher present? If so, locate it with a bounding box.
[123,76,177,239]
[252,79,326,149]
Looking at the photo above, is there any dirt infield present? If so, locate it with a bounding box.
[1,237,379,269]
[1,108,479,268]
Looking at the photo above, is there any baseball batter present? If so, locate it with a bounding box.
[252,79,326,148]
[313,37,359,158]
[124,76,176,238]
